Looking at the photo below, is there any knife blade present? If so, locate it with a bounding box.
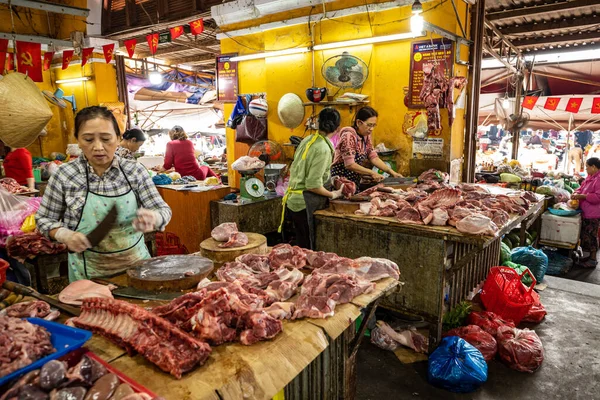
[91,278,182,301]
[2,281,81,316]
[87,204,118,247]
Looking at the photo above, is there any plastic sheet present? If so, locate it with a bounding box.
[428,336,488,393]
[0,188,41,246]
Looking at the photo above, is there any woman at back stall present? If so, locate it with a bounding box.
[158,125,217,180]
[572,157,600,268]
[36,106,172,281]
[330,106,401,192]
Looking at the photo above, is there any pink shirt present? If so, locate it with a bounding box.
[163,140,216,180]
[331,127,377,167]
[577,172,600,219]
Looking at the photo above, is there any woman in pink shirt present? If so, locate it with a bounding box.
[162,126,216,180]
[572,157,600,268]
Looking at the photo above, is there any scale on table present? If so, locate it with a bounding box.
[248,140,286,194]
[239,168,265,201]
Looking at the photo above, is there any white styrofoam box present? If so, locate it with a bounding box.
[540,211,581,247]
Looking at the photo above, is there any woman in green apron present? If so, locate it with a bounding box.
[281,108,345,249]
[36,106,172,281]
[330,106,402,191]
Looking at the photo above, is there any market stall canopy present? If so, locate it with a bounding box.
[479,94,600,131]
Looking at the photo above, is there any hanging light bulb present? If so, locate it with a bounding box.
[149,71,163,85]
[411,0,424,35]
[502,93,510,109]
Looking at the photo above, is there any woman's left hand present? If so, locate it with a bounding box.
[133,208,161,233]
[572,194,587,200]
[389,170,403,178]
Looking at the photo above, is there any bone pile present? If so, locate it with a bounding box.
[355,179,539,236]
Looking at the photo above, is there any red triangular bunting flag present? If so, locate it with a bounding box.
[124,38,136,58]
[103,44,114,63]
[565,97,583,113]
[81,47,94,67]
[16,41,42,82]
[0,39,7,74]
[170,26,184,40]
[592,98,600,115]
[190,19,204,35]
[43,51,54,71]
[146,33,159,55]
[522,96,538,110]
[543,97,561,111]
[62,50,74,70]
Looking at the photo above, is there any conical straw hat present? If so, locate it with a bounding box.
[277,93,305,129]
[0,73,53,148]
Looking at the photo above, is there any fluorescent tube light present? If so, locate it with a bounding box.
[55,77,91,84]
[230,47,310,62]
[313,31,424,51]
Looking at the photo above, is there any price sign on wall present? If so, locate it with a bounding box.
[216,54,239,102]
[408,39,454,108]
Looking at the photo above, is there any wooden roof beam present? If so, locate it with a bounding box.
[487,0,598,22]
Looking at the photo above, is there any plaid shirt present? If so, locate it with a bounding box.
[115,146,135,160]
[36,155,172,236]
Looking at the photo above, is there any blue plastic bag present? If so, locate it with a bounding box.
[542,248,573,276]
[511,246,548,283]
[227,96,247,129]
[428,336,488,393]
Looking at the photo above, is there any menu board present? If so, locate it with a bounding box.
[408,39,454,108]
[216,54,238,102]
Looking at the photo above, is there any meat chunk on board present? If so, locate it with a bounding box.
[211,222,238,242]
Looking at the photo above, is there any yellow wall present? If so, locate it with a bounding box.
[0,1,119,157]
[222,0,471,186]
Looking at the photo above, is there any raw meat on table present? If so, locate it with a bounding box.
[417,203,433,224]
[418,188,462,209]
[235,254,270,273]
[353,257,400,281]
[0,300,59,320]
[72,298,211,378]
[292,295,337,319]
[332,176,357,198]
[211,222,238,242]
[7,233,67,262]
[218,232,249,248]
[265,268,304,302]
[263,302,296,320]
[268,244,307,269]
[396,206,423,225]
[238,311,283,345]
[418,169,449,184]
[58,280,115,306]
[431,208,449,226]
[456,214,498,236]
[304,250,340,269]
[0,316,55,378]
[300,271,374,304]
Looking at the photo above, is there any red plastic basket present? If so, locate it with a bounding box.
[0,259,8,286]
[480,266,536,324]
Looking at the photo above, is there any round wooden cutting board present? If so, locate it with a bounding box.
[126,254,214,291]
[200,232,267,268]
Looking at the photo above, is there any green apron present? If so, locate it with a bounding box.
[68,163,150,281]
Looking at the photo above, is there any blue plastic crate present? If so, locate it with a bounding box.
[0,318,92,387]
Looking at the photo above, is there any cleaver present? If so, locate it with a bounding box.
[91,279,182,301]
[87,205,118,247]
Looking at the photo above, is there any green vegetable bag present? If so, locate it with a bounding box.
[500,242,511,264]
[502,261,534,286]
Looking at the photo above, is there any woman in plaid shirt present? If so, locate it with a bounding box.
[36,106,172,281]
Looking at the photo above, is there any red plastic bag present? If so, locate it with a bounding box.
[443,325,497,362]
[521,290,546,324]
[466,311,515,337]
[497,326,544,373]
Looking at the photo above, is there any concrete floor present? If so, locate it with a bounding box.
[356,272,600,399]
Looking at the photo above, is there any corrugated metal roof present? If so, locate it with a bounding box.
[485,0,600,53]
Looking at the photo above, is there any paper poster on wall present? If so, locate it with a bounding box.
[408,39,454,108]
[216,54,239,102]
[413,138,444,159]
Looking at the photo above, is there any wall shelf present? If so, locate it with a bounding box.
[302,100,369,107]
